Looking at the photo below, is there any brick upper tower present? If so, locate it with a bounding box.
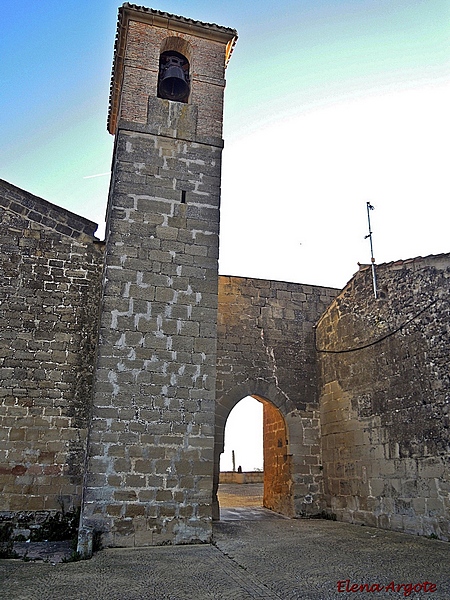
[79,3,237,549]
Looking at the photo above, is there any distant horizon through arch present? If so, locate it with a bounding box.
[220,396,263,472]
[215,393,294,518]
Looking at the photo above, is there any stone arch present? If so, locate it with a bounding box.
[160,36,193,62]
[212,378,323,520]
[215,276,338,521]
[215,379,296,455]
[213,380,299,520]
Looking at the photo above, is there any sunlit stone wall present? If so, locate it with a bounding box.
[317,254,450,540]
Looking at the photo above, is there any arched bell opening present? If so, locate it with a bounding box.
[157,50,190,103]
[213,392,294,520]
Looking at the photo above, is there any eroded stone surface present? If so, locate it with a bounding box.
[317,256,450,539]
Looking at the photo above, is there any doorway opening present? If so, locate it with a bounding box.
[216,395,293,518]
[219,396,263,510]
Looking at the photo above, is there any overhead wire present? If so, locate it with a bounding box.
[315,297,442,354]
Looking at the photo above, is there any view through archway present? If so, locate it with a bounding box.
[217,395,293,518]
[221,396,263,472]
[218,396,264,511]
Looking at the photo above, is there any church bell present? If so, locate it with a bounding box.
[158,53,190,102]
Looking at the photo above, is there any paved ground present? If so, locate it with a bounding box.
[218,483,264,508]
[219,482,284,521]
[1,485,449,599]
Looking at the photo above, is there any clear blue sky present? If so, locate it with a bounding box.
[1,0,449,290]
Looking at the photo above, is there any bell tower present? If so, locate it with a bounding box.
[79,3,236,549]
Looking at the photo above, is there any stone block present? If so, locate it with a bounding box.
[134,529,154,546]
[114,490,137,502]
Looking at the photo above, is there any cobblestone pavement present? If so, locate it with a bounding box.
[1,485,449,599]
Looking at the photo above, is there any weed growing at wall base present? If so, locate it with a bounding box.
[337,580,437,596]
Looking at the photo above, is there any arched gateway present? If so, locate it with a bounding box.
[214,276,337,519]
[214,390,294,518]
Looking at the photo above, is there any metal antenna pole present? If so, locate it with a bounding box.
[365,202,378,299]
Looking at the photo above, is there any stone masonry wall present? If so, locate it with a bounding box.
[262,399,293,516]
[0,180,103,532]
[81,130,221,547]
[214,276,338,518]
[317,255,450,539]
